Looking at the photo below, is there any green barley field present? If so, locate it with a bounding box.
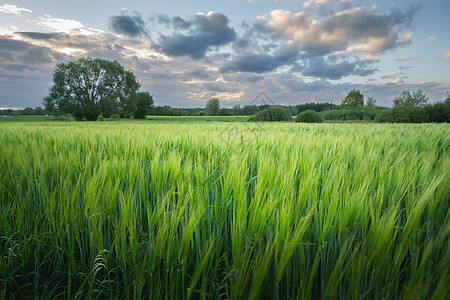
[0,121,448,299]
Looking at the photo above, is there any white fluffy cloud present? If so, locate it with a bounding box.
[258,6,414,55]
[382,71,403,79]
[0,4,32,15]
[37,15,84,33]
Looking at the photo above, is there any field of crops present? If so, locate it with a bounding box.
[0,121,448,299]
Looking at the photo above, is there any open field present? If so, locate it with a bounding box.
[0,115,250,123]
[0,121,449,299]
[146,115,249,122]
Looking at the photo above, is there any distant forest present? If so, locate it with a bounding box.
[1,102,336,117]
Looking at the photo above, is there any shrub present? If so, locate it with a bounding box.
[374,109,394,123]
[320,106,387,121]
[375,106,429,123]
[295,110,324,123]
[424,102,450,123]
[248,106,292,121]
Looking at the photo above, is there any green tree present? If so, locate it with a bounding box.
[20,107,34,115]
[248,106,292,121]
[133,92,154,119]
[424,101,450,123]
[375,106,429,123]
[295,110,324,123]
[366,96,376,106]
[232,104,242,115]
[43,57,140,121]
[393,90,428,107]
[341,89,364,108]
[34,107,46,115]
[220,108,233,116]
[205,98,220,116]
[242,105,259,115]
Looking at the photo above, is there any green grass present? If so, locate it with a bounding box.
[0,121,448,299]
[0,115,249,123]
[0,115,65,122]
[145,115,249,122]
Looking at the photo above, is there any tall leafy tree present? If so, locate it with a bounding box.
[341,89,364,108]
[205,98,220,116]
[366,96,376,106]
[133,92,154,119]
[43,57,140,121]
[393,90,428,107]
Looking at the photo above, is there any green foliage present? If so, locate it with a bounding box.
[393,90,428,107]
[291,107,298,116]
[295,102,337,113]
[366,96,376,106]
[341,89,364,108]
[242,105,259,115]
[375,106,429,123]
[220,108,234,116]
[1,107,48,116]
[0,122,448,299]
[248,106,292,121]
[295,109,324,123]
[205,98,221,116]
[133,92,154,119]
[424,101,450,123]
[43,57,141,121]
[320,106,387,121]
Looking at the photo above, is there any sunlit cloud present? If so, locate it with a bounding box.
[37,15,84,33]
[0,25,18,35]
[0,4,32,15]
[382,71,403,79]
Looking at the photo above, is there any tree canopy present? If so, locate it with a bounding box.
[133,92,154,119]
[393,90,428,107]
[248,106,292,121]
[341,89,364,108]
[295,110,324,123]
[43,57,141,121]
[205,98,220,116]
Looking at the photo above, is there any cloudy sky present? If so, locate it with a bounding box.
[1,0,449,109]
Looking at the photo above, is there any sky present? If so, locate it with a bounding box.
[0,0,449,109]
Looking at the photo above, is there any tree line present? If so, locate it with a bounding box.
[0,107,48,116]
[33,57,449,123]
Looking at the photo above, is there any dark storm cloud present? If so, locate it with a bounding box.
[109,12,147,37]
[154,12,236,59]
